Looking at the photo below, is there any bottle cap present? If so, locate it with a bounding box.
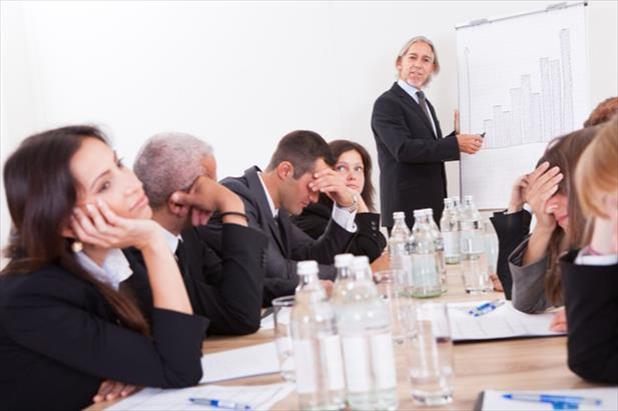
[334,253,354,268]
[393,211,405,219]
[297,260,318,275]
[350,255,370,271]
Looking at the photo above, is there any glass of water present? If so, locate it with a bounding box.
[272,295,295,382]
[375,269,417,345]
[407,302,454,405]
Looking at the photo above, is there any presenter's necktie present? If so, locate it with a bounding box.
[415,90,433,124]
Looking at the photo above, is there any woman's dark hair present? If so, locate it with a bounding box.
[329,139,376,211]
[535,125,599,305]
[2,125,149,335]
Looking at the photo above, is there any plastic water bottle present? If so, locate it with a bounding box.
[459,196,492,294]
[440,198,460,265]
[409,210,442,298]
[388,211,412,296]
[421,208,447,293]
[336,256,398,410]
[291,261,346,410]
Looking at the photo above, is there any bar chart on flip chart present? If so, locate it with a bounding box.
[456,2,588,209]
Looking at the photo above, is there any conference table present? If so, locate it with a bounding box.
[93,257,600,410]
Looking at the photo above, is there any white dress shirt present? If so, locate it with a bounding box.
[75,248,133,291]
[397,79,438,136]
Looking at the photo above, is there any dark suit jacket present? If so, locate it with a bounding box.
[292,196,387,262]
[123,224,266,336]
[489,209,532,300]
[200,166,355,305]
[371,82,460,228]
[561,250,618,384]
[0,264,207,411]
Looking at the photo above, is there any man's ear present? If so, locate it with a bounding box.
[168,191,190,218]
[276,161,294,180]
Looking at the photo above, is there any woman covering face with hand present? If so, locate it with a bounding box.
[0,126,207,410]
[489,126,598,320]
[292,139,386,262]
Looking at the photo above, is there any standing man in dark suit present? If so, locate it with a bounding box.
[372,35,484,229]
[201,130,359,305]
[127,132,267,335]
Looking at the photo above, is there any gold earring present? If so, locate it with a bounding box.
[71,241,83,253]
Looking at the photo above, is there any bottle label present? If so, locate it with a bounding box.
[293,336,345,394]
[442,231,460,258]
[323,335,345,390]
[341,333,397,392]
[293,339,317,394]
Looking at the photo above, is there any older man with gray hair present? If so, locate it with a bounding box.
[371,35,484,229]
[123,132,267,336]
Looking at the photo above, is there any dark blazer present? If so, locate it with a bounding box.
[200,166,355,305]
[123,224,266,336]
[0,264,207,411]
[371,82,460,228]
[292,196,387,262]
[561,250,618,383]
[489,209,532,300]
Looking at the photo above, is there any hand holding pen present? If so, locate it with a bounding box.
[468,299,505,317]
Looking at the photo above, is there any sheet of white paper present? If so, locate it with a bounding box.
[200,342,280,383]
[448,301,565,342]
[107,383,294,411]
[482,388,618,411]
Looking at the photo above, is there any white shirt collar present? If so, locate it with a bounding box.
[257,171,278,218]
[159,225,182,253]
[75,248,133,291]
[397,79,422,103]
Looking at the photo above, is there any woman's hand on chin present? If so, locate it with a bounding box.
[71,198,160,250]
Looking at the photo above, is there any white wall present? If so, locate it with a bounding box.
[1,0,617,254]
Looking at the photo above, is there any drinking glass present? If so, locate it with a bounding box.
[407,302,454,405]
[374,269,417,344]
[272,295,295,382]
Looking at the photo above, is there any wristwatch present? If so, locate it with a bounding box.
[344,194,358,213]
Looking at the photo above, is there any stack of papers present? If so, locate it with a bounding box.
[200,342,280,383]
[480,388,618,410]
[448,301,566,342]
[107,383,294,410]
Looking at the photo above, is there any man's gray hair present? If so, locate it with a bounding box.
[133,132,214,209]
[396,35,441,81]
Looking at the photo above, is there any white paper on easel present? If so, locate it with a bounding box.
[200,342,280,383]
[448,301,566,342]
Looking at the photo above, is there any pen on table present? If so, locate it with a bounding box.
[467,299,504,317]
[502,393,603,407]
[189,397,252,410]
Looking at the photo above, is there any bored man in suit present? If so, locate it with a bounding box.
[125,132,267,336]
[372,35,484,229]
[200,130,359,305]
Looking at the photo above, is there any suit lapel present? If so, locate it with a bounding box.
[426,99,443,139]
[391,82,437,138]
[244,167,287,254]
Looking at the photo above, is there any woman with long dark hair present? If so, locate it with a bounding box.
[293,139,386,262]
[0,126,207,410]
[490,126,598,321]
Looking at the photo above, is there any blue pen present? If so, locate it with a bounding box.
[467,299,504,317]
[502,393,603,407]
[189,397,252,410]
